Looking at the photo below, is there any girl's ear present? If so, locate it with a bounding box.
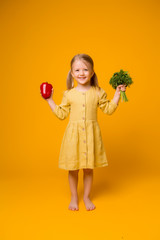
[71,71,74,78]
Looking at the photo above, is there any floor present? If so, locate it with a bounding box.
[1,168,160,240]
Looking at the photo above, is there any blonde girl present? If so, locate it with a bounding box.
[40,54,126,211]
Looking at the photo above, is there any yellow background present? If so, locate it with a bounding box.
[1,0,160,239]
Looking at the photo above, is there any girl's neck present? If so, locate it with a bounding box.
[76,84,91,91]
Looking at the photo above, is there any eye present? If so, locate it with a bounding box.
[85,69,88,71]
[75,70,79,71]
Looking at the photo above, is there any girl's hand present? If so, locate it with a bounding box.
[115,84,126,95]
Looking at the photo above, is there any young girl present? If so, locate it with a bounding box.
[40,54,126,211]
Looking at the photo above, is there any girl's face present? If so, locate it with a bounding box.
[71,59,94,87]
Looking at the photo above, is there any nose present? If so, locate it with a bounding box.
[79,70,85,75]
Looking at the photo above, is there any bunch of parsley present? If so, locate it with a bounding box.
[109,69,133,102]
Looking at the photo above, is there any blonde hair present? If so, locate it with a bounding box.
[66,54,100,90]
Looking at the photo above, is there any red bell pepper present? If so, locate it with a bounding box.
[40,82,53,99]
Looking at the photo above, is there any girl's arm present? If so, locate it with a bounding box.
[98,84,126,115]
[98,88,118,115]
[112,92,120,105]
[41,88,57,112]
[46,98,57,112]
[43,88,70,120]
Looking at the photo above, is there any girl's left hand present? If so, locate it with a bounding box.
[115,84,126,95]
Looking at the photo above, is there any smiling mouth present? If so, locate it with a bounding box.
[78,77,86,79]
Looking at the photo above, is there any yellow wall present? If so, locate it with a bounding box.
[1,0,160,239]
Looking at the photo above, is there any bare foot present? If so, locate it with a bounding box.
[68,196,79,211]
[83,197,96,211]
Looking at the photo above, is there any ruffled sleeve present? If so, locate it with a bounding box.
[52,90,71,120]
[97,87,118,115]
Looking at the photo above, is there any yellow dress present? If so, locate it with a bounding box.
[52,86,118,170]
